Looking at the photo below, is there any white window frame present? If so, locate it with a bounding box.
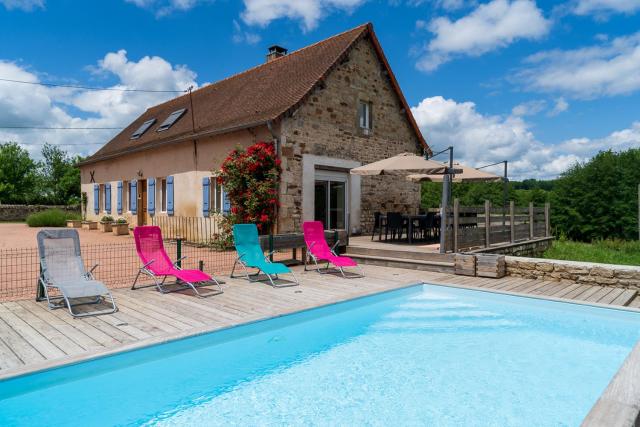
[210,176,225,214]
[122,180,129,213]
[158,177,167,213]
[99,184,106,213]
[127,181,134,213]
[358,101,372,130]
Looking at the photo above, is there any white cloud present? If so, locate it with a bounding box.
[417,0,550,71]
[511,99,546,116]
[0,52,197,158]
[0,0,44,11]
[232,20,261,45]
[548,97,569,116]
[241,0,367,31]
[411,95,639,179]
[574,0,640,16]
[125,0,204,16]
[406,0,466,9]
[519,31,640,98]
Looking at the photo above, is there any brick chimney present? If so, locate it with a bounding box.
[266,45,288,62]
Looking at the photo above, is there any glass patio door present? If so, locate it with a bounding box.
[314,171,347,230]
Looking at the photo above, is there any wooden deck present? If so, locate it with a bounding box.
[0,264,639,380]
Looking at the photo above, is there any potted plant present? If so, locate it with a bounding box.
[112,217,129,235]
[82,219,98,230]
[66,218,82,228]
[99,215,114,232]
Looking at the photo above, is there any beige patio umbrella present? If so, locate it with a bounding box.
[407,162,503,183]
[349,152,450,176]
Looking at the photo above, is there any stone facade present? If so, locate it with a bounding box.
[278,36,422,233]
[505,256,640,290]
[0,204,79,221]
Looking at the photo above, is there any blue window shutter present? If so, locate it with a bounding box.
[130,180,137,214]
[167,176,174,216]
[148,178,156,215]
[93,184,99,214]
[105,183,111,214]
[117,181,123,214]
[222,187,230,214]
[202,177,210,216]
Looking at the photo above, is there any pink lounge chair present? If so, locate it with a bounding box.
[132,226,222,297]
[302,221,364,278]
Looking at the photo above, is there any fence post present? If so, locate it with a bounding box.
[453,198,459,253]
[269,234,274,262]
[529,202,534,239]
[545,202,550,237]
[510,201,515,243]
[176,237,183,268]
[484,200,491,248]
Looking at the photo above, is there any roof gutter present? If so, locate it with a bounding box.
[78,119,270,166]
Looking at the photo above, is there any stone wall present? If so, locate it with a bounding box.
[505,256,640,290]
[0,204,80,221]
[278,35,422,233]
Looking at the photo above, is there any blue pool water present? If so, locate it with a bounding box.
[1,284,640,426]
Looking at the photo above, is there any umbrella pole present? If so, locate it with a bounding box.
[439,174,450,254]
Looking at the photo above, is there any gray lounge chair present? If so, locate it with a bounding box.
[37,229,117,317]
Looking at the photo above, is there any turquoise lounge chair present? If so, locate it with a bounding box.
[231,224,299,287]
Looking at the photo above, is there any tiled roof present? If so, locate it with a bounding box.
[81,23,427,165]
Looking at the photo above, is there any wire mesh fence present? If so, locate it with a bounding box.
[0,240,299,303]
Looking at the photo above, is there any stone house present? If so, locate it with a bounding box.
[79,23,430,234]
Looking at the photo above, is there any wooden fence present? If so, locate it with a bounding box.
[447,200,550,252]
[152,216,223,244]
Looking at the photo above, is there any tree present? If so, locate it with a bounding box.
[39,143,82,205]
[0,142,39,204]
[552,149,640,241]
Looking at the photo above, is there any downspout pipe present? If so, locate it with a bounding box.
[266,120,281,233]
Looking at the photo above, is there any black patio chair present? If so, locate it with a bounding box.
[372,212,385,241]
[386,212,408,242]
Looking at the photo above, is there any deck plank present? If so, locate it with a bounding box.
[0,303,65,359]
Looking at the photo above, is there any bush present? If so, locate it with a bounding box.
[101,215,114,223]
[26,209,81,227]
[219,141,281,234]
[115,217,128,224]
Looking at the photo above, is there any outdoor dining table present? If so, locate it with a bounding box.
[379,213,439,244]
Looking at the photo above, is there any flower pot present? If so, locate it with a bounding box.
[112,223,129,235]
[99,221,113,232]
[82,221,98,230]
[66,220,82,228]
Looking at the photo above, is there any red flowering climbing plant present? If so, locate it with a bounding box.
[219,141,281,234]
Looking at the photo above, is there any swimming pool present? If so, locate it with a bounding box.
[1,284,639,426]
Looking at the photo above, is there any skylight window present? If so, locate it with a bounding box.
[156,108,187,132]
[130,118,156,140]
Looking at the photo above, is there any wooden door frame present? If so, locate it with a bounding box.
[138,179,147,226]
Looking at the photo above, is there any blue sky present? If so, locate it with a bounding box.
[1,0,639,179]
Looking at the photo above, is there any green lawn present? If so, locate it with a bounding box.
[542,238,640,266]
